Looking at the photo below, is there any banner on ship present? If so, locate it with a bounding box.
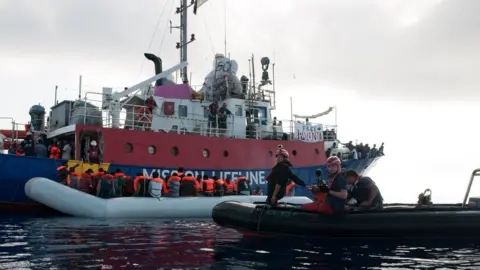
[294,122,323,142]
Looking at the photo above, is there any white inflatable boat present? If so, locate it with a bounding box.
[25,177,313,219]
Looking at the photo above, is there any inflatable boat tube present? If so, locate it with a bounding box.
[24,177,313,218]
[212,201,480,237]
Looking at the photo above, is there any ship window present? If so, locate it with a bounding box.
[235,105,242,117]
[292,150,297,156]
[178,105,187,117]
[171,146,179,156]
[268,151,273,157]
[203,107,209,118]
[202,149,210,158]
[148,145,156,155]
[125,143,133,153]
[315,148,319,155]
[223,150,229,157]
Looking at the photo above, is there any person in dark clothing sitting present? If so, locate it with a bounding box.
[180,173,198,196]
[266,145,306,205]
[345,170,383,210]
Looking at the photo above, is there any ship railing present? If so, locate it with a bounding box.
[68,96,337,141]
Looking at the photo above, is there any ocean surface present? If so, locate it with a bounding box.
[0,216,479,269]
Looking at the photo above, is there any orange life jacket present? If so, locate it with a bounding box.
[225,181,235,193]
[166,175,181,194]
[286,181,295,196]
[133,176,148,193]
[204,179,215,193]
[79,173,92,192]
[49,145,60,159]
[196,179,204,192]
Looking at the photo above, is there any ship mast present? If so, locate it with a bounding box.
[171,0,197,83]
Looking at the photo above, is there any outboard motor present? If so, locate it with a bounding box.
[240,75,249,94]
[29,104,46,132]
[144,53,163,86]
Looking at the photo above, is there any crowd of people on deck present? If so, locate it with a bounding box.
[267,144,384,215]
[326,141,385,160]
[4,131,77,160]
[56,165,264,199]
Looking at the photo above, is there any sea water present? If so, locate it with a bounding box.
[0,216,479,269]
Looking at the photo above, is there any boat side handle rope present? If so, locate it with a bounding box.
[462,168,480,208]
[256,205,269,232]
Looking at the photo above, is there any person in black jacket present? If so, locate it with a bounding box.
[266,145,306,205]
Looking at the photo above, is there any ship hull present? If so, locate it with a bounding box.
[0,154,381,213]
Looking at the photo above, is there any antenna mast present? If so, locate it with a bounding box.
[171,0,196,83]
[224,0,227,56]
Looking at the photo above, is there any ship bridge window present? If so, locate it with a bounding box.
[235,105,243,117]
[178,105,187,117]
[251,107,267,126]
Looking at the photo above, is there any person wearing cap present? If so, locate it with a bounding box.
[266,145,306,205]
[344,170,383,210]
[301,156,348,214]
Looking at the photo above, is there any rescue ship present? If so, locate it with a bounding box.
[0,0,382,212]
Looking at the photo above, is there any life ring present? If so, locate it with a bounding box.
[135,107,152,124]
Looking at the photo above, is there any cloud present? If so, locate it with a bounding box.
[0,0,479,124]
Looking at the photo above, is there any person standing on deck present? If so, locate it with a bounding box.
[218,103,232,137]
[49,141,61,159]
[88,140,101,163]
[62,140,72,160]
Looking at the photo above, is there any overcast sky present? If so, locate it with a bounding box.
[1,0,480,201]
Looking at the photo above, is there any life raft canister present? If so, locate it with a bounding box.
[135,107,152,124]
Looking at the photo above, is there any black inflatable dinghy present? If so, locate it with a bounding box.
[212,201,480,237]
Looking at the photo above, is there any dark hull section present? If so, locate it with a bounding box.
[212,201,480,238]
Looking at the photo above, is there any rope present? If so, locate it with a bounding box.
[137,0,172,80]
[202,13,215,55]
[157,0,175,56]
[256,204,269,232]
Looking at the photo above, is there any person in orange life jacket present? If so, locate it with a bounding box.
[202,175,215,196]
[88,140,101,163]
[176,167,185,180]
[344,170,383,210]
[149,171,164,198]
[114,169,126,197]
[235,176,252,195]
[224,177,236,195]
[91,168,105,193]
[165,173,181,197]
[133,172,150,197]
[180,173,198,196]
[267,146,306,205]
[97,173,116,198]
[57,162,79,185]
[301,156,348,214]
[214,176,225,196]
[78,169,93,193]
[49,141,61,159]
[195,175,203,193]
